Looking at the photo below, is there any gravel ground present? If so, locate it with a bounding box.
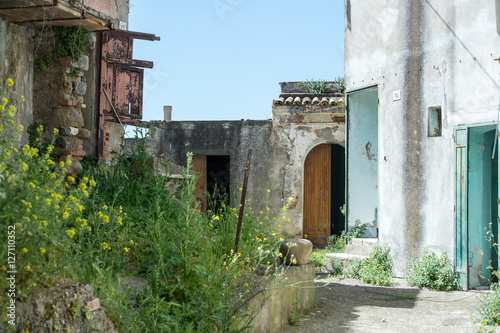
[278,275,486,333]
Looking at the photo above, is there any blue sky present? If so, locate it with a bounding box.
[128,1,344,121]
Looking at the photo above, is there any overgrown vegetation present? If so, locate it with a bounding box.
[473,224,500,332]
[294,77,345,95]
[344,246,393,286]
[0,79,291,332]
[404,251,458,291]
[38,26,91,77]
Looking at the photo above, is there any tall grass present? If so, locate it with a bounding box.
[0,79,288,332]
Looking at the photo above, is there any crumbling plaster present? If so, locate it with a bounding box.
[345,0,500,275]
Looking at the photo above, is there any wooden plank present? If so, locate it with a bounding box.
[303,144,331,248]
[0,0,54,9]
[106,57,154,69]
[0,3,79,22]
[105,30,160,41]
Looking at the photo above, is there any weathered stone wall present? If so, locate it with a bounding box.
[32,30,93,171]
[0,17,34,146]
[249,262,315,333]
[144,103,345,237]
[272,106,345,236]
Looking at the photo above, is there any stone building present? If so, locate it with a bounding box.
[0,0,158,170]
[142,81,345,247]
[344,0,500,288]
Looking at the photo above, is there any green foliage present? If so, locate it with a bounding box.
[475,285,500,331]
[473,224,500,332]
[39,53,52,71]
[326,219,367,253]
[344,246,393,286]
[0,78,92,303]
[53,26,90,63]
[75,129,288,332]
[39,26,90,77]
[288,297,301,326]
[311,250,327,272]
[0,79,287,331]
[332,76,345,94]
[404,251,458,291]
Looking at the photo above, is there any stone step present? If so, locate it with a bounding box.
[346,238,378,256]
[350,238,378,246]
[325,253,368,271]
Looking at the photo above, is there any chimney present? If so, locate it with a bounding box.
[163,106,172,121]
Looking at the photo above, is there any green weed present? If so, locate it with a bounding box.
[404,251,458,291]
[344,246,393,286]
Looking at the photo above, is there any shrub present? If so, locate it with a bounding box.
[404,251,458,291]
[0,79,93,303]
[344,246,393,286]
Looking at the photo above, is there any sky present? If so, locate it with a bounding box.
[128,1,345,122]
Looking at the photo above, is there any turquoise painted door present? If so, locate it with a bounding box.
[455,128,468,290]
[455,125,499,290]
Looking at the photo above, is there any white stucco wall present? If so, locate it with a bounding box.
[345,0,500,275]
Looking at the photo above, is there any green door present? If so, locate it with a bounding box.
[455,128,468,290]
[455,125,499,290]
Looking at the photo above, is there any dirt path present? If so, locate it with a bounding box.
[279,275,482,333]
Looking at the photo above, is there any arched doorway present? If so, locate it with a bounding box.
[303,144,345,247]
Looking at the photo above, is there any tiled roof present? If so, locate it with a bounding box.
[273,95,343,106]
[273,82,344,107]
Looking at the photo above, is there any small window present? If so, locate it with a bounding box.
[428,106,442,137]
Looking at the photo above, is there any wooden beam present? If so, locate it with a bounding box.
[105,56,154,69]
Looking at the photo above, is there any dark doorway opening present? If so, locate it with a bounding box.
[331,145,346,236]
[207,155,230,211]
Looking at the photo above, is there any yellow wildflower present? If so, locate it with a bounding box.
[66,228,76,238]
[5,78,14,86]
[103,205,108,210]
[102,242,110,250]
[53,128,59,135]
[18,124,24,131]
[21,95,25,102]
[40,247,46,254]
[124,247,129,253]
[25,265,31,271]
[22,248,28,253]
[67,176,75,183]
[129,240,134,245]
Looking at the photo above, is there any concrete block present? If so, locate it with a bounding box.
[248,262,315,333]
[72,55,89,71]
[280,238,313,265]
[73,81,87,95]
[325,253,368,271]
[53,106,84,128]
[86,298,100,312]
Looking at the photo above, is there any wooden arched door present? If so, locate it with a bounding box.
[303,144,331,247]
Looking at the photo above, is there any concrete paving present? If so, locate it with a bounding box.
[279,276,486,333]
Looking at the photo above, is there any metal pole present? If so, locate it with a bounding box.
[234,149,252,254]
